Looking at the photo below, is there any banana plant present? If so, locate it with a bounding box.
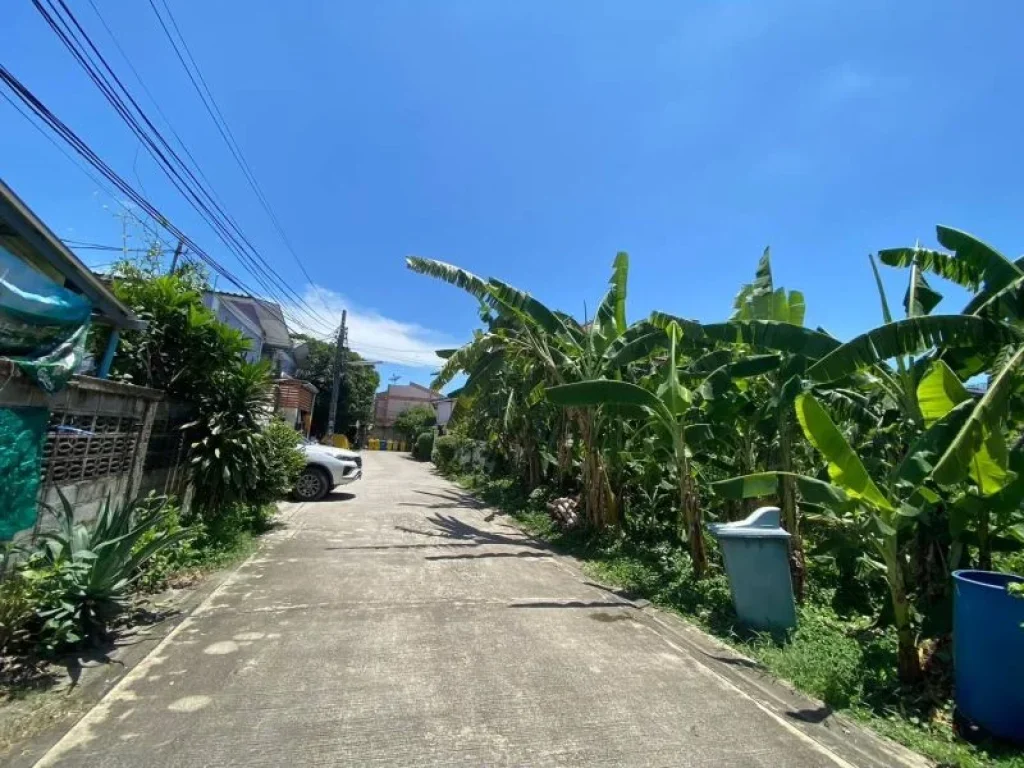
[713,343,1024,682]
[408,252,666,528]
[546,321,710,577]
[657,249,816,596]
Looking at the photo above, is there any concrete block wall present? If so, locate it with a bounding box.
[0,361,187,540]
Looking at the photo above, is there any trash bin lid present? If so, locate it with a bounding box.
[708,506,791,540]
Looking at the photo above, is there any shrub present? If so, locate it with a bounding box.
[186,361,274,514]
[249,419,306,506]
[0,556,37,656]
[414,430,434,461]
[394,405,436,443]
[432,434,460,472]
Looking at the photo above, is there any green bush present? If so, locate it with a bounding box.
[186,362,274,514]
[250,419,306,506]
[432,434,460,471]
[0,555,38,656]
[394,405,436,443]
[414,430,435,461]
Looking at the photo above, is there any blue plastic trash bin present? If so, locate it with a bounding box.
[953,570,1024,742]
[709,506,796,633]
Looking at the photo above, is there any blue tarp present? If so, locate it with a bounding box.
[0,244,92,392]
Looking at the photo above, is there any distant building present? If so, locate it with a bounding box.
[371,382,441,439]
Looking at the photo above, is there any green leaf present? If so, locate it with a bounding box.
[930,343,1024,494]
[894,398,973,487]
[406,257,491,301]
[604,324,666,369]
[545,379,673,426]
[595,252,629,336]
[936,226,1023,310]
[916,360,970,426]
[661,321,691,416]
[806,315,1023,383]
[788,290,806,327]
[487,279,566,337]
[794,393,894,512]
[879,246,982,291]
[710,471,852,509]
[869,254,895,325]
[700,320,841,360]
[905,264,943,317]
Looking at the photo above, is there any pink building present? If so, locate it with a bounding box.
[371,383,441,438]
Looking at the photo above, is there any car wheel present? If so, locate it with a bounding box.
[294,466,330,501]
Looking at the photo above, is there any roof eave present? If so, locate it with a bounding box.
[0,180,146,331]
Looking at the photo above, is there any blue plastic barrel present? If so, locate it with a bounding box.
[380,439,388,451]
[953,570,1024,742]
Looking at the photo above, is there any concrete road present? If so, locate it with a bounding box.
[34,452,918,767]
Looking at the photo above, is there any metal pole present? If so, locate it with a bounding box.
[97,328,120,379]
[326,309,347,440]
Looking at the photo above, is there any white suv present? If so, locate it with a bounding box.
[293,442,362,501]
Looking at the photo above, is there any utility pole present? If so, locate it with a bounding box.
[169,238,185,273]
[326,309,347,441]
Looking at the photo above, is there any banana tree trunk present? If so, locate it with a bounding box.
[578,410,617,528]
[677,452,707,579]
[778,412,806,603]
[882,536,922,683]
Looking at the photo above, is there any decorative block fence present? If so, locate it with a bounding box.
[0,361,190,541]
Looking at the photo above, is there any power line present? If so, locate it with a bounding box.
[33,0,330,331]
[146,0,319,289]
[1,61,253,295]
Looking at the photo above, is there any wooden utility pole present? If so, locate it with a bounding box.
[326,309,347,440]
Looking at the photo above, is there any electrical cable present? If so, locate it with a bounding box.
[34,0,331,331]
[148,0,319,289]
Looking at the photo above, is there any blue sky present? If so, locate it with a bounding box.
[4,1,1023,391]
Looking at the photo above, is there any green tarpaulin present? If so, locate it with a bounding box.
[0,407,47,540]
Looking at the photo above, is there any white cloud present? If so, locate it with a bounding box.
[283,285,460,368]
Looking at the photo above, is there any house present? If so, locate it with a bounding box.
[371,382,441,439]
[203,291,297,374]
[0,178,145,383]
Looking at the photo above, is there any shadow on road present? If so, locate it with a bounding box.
[397,489,487,511]
[506,600,633,609]
[395,513,545,551]
[424,551,555,561]
[785,706,833,724]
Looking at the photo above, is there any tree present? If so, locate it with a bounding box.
[293,336,379,439]
[394,405,436,443]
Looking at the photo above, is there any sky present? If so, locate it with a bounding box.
[4,1,1024,392]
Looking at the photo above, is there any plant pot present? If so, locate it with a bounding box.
[952,570,1024,743]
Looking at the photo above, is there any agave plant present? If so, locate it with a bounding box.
[31,491,190,647]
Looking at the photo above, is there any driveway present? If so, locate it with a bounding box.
[32,452,919,767]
